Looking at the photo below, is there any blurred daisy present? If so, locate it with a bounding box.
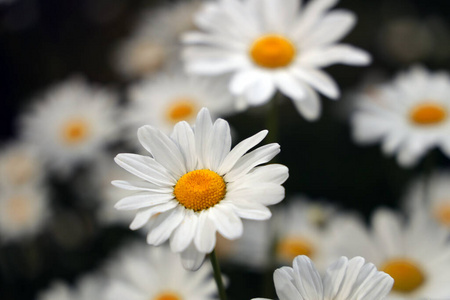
[113,0,202,79]
[104,243,217,300]
[113,108,288,270]
[252,255,393,300]
[328,209,450,299]
[37,275,106,300]
[403,170,450,229]
[352,66,450,167]
[273,198,333,271]
[0,185,49,242]
[182,0,370,120]
[0,142,43,188]
[20,77,120,175]
[125,71,238,144]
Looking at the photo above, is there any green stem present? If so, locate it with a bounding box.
[265,92,282,145]
[210,249,227,300]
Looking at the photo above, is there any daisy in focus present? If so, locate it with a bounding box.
[352,66,450,167]
[104,243,217,300]
[252,255,393,300]
[113,108,288,270]
[182,0,370,120]
[327,209,450,299]
[20,77,120,175]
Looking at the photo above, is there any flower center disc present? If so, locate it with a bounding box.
[381,259,425,293]
[250,34,296,69]
[410,103,447,125]
[174,169,226,212]
[154,291,182,300]
[166,99,197,124]
[433,203,450,227]
[62,119,90,145]
[276,237,314,261]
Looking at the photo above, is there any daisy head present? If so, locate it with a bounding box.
[20,77,120,175]
[0,185,49,242]
[252,255,393,300]
[182,0,371,120]
[327,209,450,299]
[104,242,217,300]
[352,66,450,167]
[113,108,288,270]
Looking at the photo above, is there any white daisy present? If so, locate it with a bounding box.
[20,77,120,175]
[113,108,288,270]
[0,142,43,188]
[124,71,238,143]
[352,66,450,167]
[113,0,202,79]
[252,255,393,300]
[37,275,106,300]
[403,170,450,229]
[0,185,49,242]
[327,208,450,299]
[182,0,370,120]
[104,242,217,300]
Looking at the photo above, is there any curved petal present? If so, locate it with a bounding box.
[170,121,197,171]
[114,193,174,210]
[180,242,206,271]
[300,44,371,68]
[291,85,321,121]
[292,68,340,99]
[129,200,179,230]
[195,108,213,169]
[209,204,243,239]
[146,206,185,246]
[170,209,198,252]
[194,211,217,253]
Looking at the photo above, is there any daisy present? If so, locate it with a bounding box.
[182,0,370,120]
[113,108,288,270]
[0,142,43,188]
[252,255,393,300]
[124,70,239,144]
[327,208,450,299]
[104,242,217,300]
[37,275,106,300]
[20,77,120,175]
[352,66,450,167]
[0,185,49,242]
[403,170,450,229]
[113,0,202,78]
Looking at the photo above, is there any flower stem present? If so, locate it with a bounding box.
[265,92,282,145]
[210,249,227,300]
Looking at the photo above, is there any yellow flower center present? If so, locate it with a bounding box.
[433,203,450,227]
[61,119,90,145]
[381,258,425,293]
[276,237,314,261]
[166,99,197,124]
[410,102,447,125]
[174,169,226,212]
[7,196,31,224]
[250,34,296,69]
[153,291,182,300]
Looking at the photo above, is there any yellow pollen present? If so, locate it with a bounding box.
[410,102,447,125]
[381,259,425,293]
[61,119,90,145]
[166,99,197,124]
[276,237,314,261]
[433,203,450,227]
[7,196,31,224]
[250,34,296,69]
[153,291,182,300]
[174,169,226,212]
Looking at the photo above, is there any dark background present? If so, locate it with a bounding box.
[1,0,450,299]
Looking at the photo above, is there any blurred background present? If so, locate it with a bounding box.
[1,0,450,299]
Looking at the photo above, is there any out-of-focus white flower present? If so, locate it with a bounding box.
[104,243,217,300]
[0,185,49,242]
[183,0,370,120]
[252,255,393,300]
[124,71,238,144]
[113,108,288,270]
[113,0,202,79]
[327,208,450,299]
[352,66,450,167]
[37,274,106,300]
[20,77,120,175]
[0,142,43,188]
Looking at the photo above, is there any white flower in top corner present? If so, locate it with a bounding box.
[113,108,288,270]
[327,209,450,299]
[124,71,239,145]
[182,0,370,120]
[252,255,393,300]
[20,77,120,175]
[104,243,217,300]
[352,66,450,167]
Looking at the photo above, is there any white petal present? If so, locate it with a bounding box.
[180,242,206,271]
[111,180,172,193]
[170,210,198,252]
[244,75,276,106]
[274,71,308,101]
[332,256,365,299]
[244,164,289,185]
[292,256,323,299]
[209,204,243,239]
[323,256,348,298]
[300,44,371,68]
[291,85,321,121]
[194,211,217,253]
[207,118,232,170]
[372,209,403,258]
[292,68,340,99]
[274,267,303,299]
[129,200,179,230]
[171,121,197,171]
[195,107,213,169]
[227,183,285,206]
[228,200,272,220]
[184,53,246,75]
[229,69,263,95]
[114,193,174,210]
[146,206,185,246]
